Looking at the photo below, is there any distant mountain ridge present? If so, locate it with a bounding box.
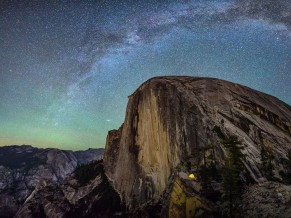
[0,145,103,218]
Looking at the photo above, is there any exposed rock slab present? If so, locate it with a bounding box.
[0,145,103,218]
[13,76,291,217]
[104,76,291,208]
[15,161,123,218]
[242,182,291,218]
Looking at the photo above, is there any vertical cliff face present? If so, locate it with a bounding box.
[103,126,122,177]
[105,79,188,205]
[104,76,291,207]
[13,76,291,217]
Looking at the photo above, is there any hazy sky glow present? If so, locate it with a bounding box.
[0,0,290,150]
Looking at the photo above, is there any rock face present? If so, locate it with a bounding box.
[168,174,214,218]
[15,160,123,218]
[104,76,291,207]
[242,182,291,218]
[14,76,291,217]
[103,127,122,178]
[0,145,103,218]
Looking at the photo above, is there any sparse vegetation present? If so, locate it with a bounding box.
[285,150,291,183]
[212,125,226,140]
[196,144,221,201]
[221,134,245,218]
[0,146,46,170]
[198,163,221,202]
[211,127,246,217]
[74,159,103,185]
[70,160,125,218]
[260,143,275,180]
[280,150,291,184]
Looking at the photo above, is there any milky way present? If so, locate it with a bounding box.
[0,0,290,150]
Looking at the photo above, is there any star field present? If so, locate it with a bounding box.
[0,0,290,150]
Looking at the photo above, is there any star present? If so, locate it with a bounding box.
[0,0,290,150]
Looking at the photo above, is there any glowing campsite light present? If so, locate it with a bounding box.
[188,173,196,180]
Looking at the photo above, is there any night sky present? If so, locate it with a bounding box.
[0,0,290,150]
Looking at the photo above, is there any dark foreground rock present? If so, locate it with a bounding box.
[15,160,123,218]
[242,182,291,218]
[0,145,103,217]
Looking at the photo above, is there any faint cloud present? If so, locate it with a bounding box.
[228,0,291,30]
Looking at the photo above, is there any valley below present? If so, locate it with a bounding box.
[0,145,103,217]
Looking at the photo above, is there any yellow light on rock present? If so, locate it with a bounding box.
[188,173,196,180]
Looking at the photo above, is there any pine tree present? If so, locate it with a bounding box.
[199,164,212,197]
[260,144,274,180]
[285,150,291,183]
[287,150,291,171]
[222,135,245,172]
[221,135,245,218]
[222,157,238,217]
[197,144,220,200]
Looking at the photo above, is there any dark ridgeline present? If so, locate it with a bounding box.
[0,145,103,218]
